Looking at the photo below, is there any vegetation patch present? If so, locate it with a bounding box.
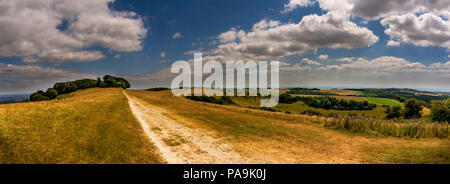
[146,87,171,91]
[324,117,449,139]
[29,75,130,102]
[186,96,235,105]
[366,97,404,107]
[280,94,376,110]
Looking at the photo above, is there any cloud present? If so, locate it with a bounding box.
[316,56,427,72]
[0,0,147,63]
[337,57,355,62]
[172,32,183,39]
[217,28,245,43]
[381,13,450,48]
[318,55,328,60]
[281,0,450,49]
[349,0,450,20]
[387,40,400,47]
[114,54,121,59]
[428,61,450,69]
[300,58,322,66]
[282,0,315,13]
[160,52,166,58]
[0,63,95,94]
[213,14,378,60]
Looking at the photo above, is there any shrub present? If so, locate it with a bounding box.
[103,75,130,89]
[186,95,235,105]
[146,87,170,91]
[431,101,450,123]
[324,117,449,139]
[404,99,423,119]
[301,110,322,116]
[385,105,403,119]
[45,88,59,99]
[328,113,339,118]
[279,94,376,110]
[30,93,50,101]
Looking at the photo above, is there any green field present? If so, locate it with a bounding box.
[232,95,387,118]
[366,97,404,107]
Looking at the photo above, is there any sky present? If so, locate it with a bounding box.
[0,0,449,94]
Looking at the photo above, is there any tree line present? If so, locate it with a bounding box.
[30,75,130,101]
[279,94,376,110]
[386,99,450,123]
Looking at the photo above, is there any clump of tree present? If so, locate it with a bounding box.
[146,87,170,91]
[30,75,130,102]
[385,106,403,119]
[30,90,51,101]
[186,95,235,105]
[385,99,423,119]
[430,99,450,123]
[279,94,376,110]
[287,88,335,96]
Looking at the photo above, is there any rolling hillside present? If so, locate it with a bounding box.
[0,88,163,164]
[0,88,448,164]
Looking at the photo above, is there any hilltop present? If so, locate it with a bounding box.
[0,88,448,164]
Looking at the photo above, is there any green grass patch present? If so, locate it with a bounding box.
[366,97,404,107]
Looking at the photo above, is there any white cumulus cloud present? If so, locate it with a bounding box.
[0,0,147,63]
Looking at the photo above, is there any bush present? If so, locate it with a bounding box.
[146,87,170,91]
[103,75,130,89]
[324,116,449,139]
[404,99,423,119]
[328,113,339,118]
[431,101,450,123]
[45,88,59,99]
[186,95,235,105]
[385,105,403,119]
[301,110,322,116]
[30,93,50,101]
[280,95,376,110]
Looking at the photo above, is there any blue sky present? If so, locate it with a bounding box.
[0,0,449,94]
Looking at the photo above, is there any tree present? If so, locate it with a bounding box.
[96,77,107,88]
[385,105,403,119]
[30,93,50,101]
[403,99,423,119]
[45,88,59,99]
[103,75,131,89]
[431,101,450,123]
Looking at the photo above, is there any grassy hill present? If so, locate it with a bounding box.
[0,88,163,164]
[127,90,449,164]
[0,88,448,163]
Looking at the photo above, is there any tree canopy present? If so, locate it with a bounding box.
[30,75,130,102]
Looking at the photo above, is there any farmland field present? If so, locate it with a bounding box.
[366,97,404,107]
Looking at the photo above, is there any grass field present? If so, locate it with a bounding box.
[366,97,404,107]
[232,96,387,118]
[0,88,447,164]
[0,88,163,164]
[321,89,359,96]
[127,90,450,164]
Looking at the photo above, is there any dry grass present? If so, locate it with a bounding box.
[127,90,450,164]
[321,89,359,96]
[0,88,164,164]
[324,117,448,139]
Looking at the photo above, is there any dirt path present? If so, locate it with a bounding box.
[123,91,250,164]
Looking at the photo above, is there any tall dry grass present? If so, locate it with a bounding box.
[324,117,449,139]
